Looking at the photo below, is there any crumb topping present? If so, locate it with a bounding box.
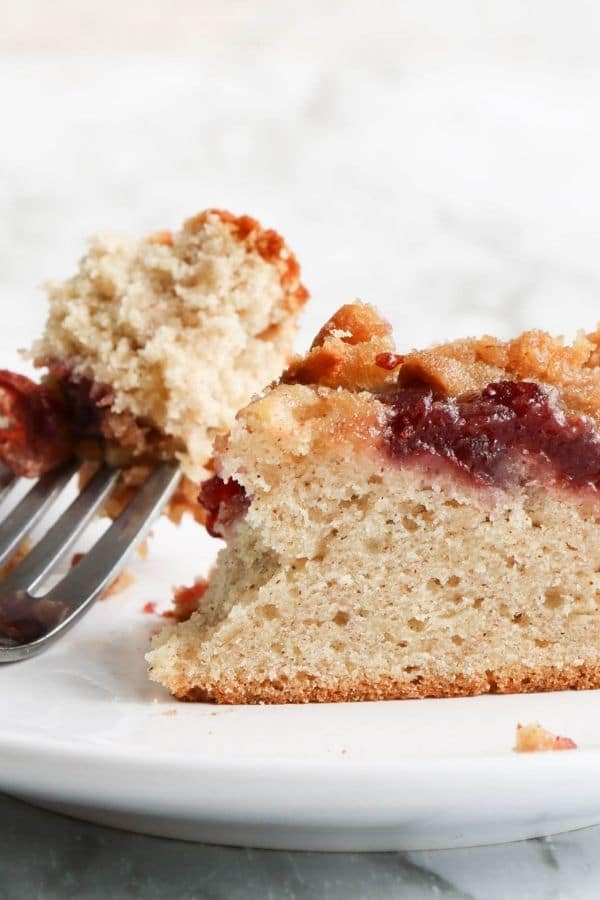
[283,302,397,391]
[281,302,600,420]
[402,329,600,417]
[184,209,308,313]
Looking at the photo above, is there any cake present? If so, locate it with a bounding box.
[148,301,600,703]
[0,209,307,519]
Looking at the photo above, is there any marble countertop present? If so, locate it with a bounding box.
[2,793,599,900]
[3,1,600,896]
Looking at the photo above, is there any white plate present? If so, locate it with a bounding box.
[1,516,600,852]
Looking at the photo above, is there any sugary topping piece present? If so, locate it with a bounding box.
[283,302,397,390]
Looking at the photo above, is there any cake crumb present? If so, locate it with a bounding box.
[163,579,209,622]
[0,540,31,578]
[514,722,577,753]
[102,568,135,598]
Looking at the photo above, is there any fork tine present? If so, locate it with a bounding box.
[0,459,80,568]
[45,461,181,607]
[0,464,15,496]
[0,462,180,661]
[0,465,120,594]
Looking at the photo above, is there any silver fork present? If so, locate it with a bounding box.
[0,460,180,662]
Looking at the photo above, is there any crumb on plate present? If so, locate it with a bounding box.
[514,722,577,753]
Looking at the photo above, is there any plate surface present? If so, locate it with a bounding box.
[1,517,600,852]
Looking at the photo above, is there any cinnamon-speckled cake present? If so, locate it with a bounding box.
[148,302,600,702]
[0,209,307,520]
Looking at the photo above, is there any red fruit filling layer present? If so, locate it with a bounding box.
[381,380,600,489]
[0,370,73,476]
[0,367,176,478]
[199,475,250,537]
[199,380,600,536]
[0,370,118,477]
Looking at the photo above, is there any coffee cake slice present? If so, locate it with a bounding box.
[0,209,307,520]
[148,302,600,702]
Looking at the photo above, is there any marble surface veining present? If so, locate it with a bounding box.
[3,1,600,897]
[1,794,599,900]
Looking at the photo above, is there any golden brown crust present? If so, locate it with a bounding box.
[184,208,309,315]
[283,302,397,391]
[399,350,503,396]
[145,230,174,247]
[402,330,600,415]
[172,663,600,704]
[284,301,600,418]
[310,302,392,349]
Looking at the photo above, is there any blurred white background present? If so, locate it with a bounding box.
[2,0,600,369]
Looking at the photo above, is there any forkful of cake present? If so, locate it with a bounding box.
[0,208,307,659]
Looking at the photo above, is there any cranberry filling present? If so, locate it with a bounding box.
[0,370,73,477]
[58,375,108,438]
[381,380,600,490]
[0,367,177,479]
[199,475,250,537]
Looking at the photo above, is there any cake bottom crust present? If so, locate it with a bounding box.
[173,664,600,704]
